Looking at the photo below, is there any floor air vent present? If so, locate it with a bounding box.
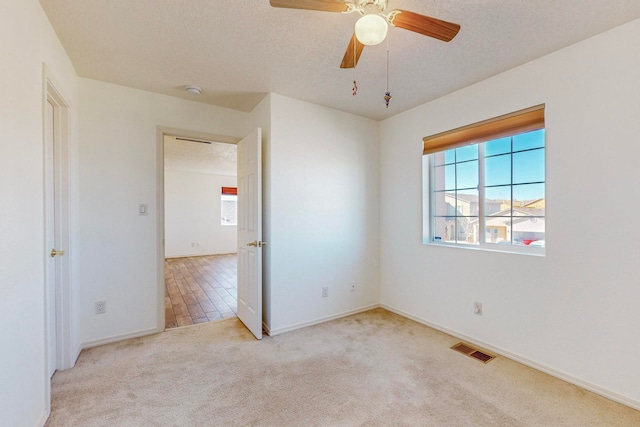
[451,342,496,364]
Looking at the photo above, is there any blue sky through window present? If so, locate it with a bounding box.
[437,129,545,202]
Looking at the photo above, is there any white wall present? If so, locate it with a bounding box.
[78,79,247,345]
[265,94,380,334]
[164,170,237,257]
[0,1,79,426]
[379,19,640,407]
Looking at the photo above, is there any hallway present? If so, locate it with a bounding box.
[164,254,237,329]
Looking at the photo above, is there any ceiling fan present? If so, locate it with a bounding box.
[269,0,460,69]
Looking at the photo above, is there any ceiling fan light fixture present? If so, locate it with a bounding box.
[355,13,388,46]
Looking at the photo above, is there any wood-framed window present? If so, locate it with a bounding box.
[221,187,237,225]
[423,105,546,254]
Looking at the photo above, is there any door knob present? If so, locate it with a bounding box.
[247,241,258,247]
[51,248,65,257]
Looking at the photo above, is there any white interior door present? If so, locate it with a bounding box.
[237,128,263,339]
[44,99,57,377]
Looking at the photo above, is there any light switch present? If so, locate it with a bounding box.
[139,203,148,216]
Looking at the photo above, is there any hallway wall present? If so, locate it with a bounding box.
[77,78,247,346]
[0,1,79,426]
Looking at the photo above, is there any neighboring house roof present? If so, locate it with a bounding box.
[444,193,503,205]
[469,207,545,225]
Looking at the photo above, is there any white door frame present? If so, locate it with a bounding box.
[42,66,74,409]
[155,126,239,331]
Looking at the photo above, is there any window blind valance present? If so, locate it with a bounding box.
[423,104,545,155]
[221,186,237,195]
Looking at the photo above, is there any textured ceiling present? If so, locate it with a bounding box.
[40,1,640,120]
[164,136,237,176]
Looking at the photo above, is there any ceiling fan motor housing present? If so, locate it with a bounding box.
[355,0,387,14]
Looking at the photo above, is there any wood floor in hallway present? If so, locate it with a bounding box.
[164,254,237,329]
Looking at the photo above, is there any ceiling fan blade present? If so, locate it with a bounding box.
[340,33,365,69]
[269,0,351,13]
[389,10,460,42]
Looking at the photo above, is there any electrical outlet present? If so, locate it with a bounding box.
[350,281,356,292]
[95,301,106,314]
[322,287,329,298]
[474,301,482,316]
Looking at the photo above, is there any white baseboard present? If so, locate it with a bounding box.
[72,343,82,366]
[268,304,381,336]
[262,321,271,336]
[38,408,50,427]
[381,303,640,412]
[81,327,161,350]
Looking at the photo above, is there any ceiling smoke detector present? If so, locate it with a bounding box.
[185,85,202,95]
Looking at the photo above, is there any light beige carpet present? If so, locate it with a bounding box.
[46,309,640,426]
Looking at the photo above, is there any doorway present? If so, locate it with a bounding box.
[159,130,240,330]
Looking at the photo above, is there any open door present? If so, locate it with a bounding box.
[237,128,263,339]
[43,69,73,378]
[44,98,58,377]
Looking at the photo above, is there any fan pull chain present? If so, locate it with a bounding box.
[352,35,358,96]
[384,34,392,108]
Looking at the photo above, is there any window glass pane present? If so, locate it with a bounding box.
[469,217,480,244]
[485,137,511,156]
[520,205,545,217]
[432,216,447,242]
[221,194,237,225]
[484,218,511,244]
[456,160,478,190]
[456,144,478,162]
[485,216,512,245]
[433,217,456,243]
[485,154,511,186]
[513,149,545,184]
[433,151,447,166]
[513,183,545,205]
[456,189,479,216]
[512,216,545,246]
[457,217,478,244]
[433,192,453,216]
[444,164,456,190]
[485,185,510,215]
[444,149,455,164]
[433,164,456,192]
[433,165,446,192]
[513,129,545,152]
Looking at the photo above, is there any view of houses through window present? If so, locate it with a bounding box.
[429,129,545,250]
[221,187,237,226]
